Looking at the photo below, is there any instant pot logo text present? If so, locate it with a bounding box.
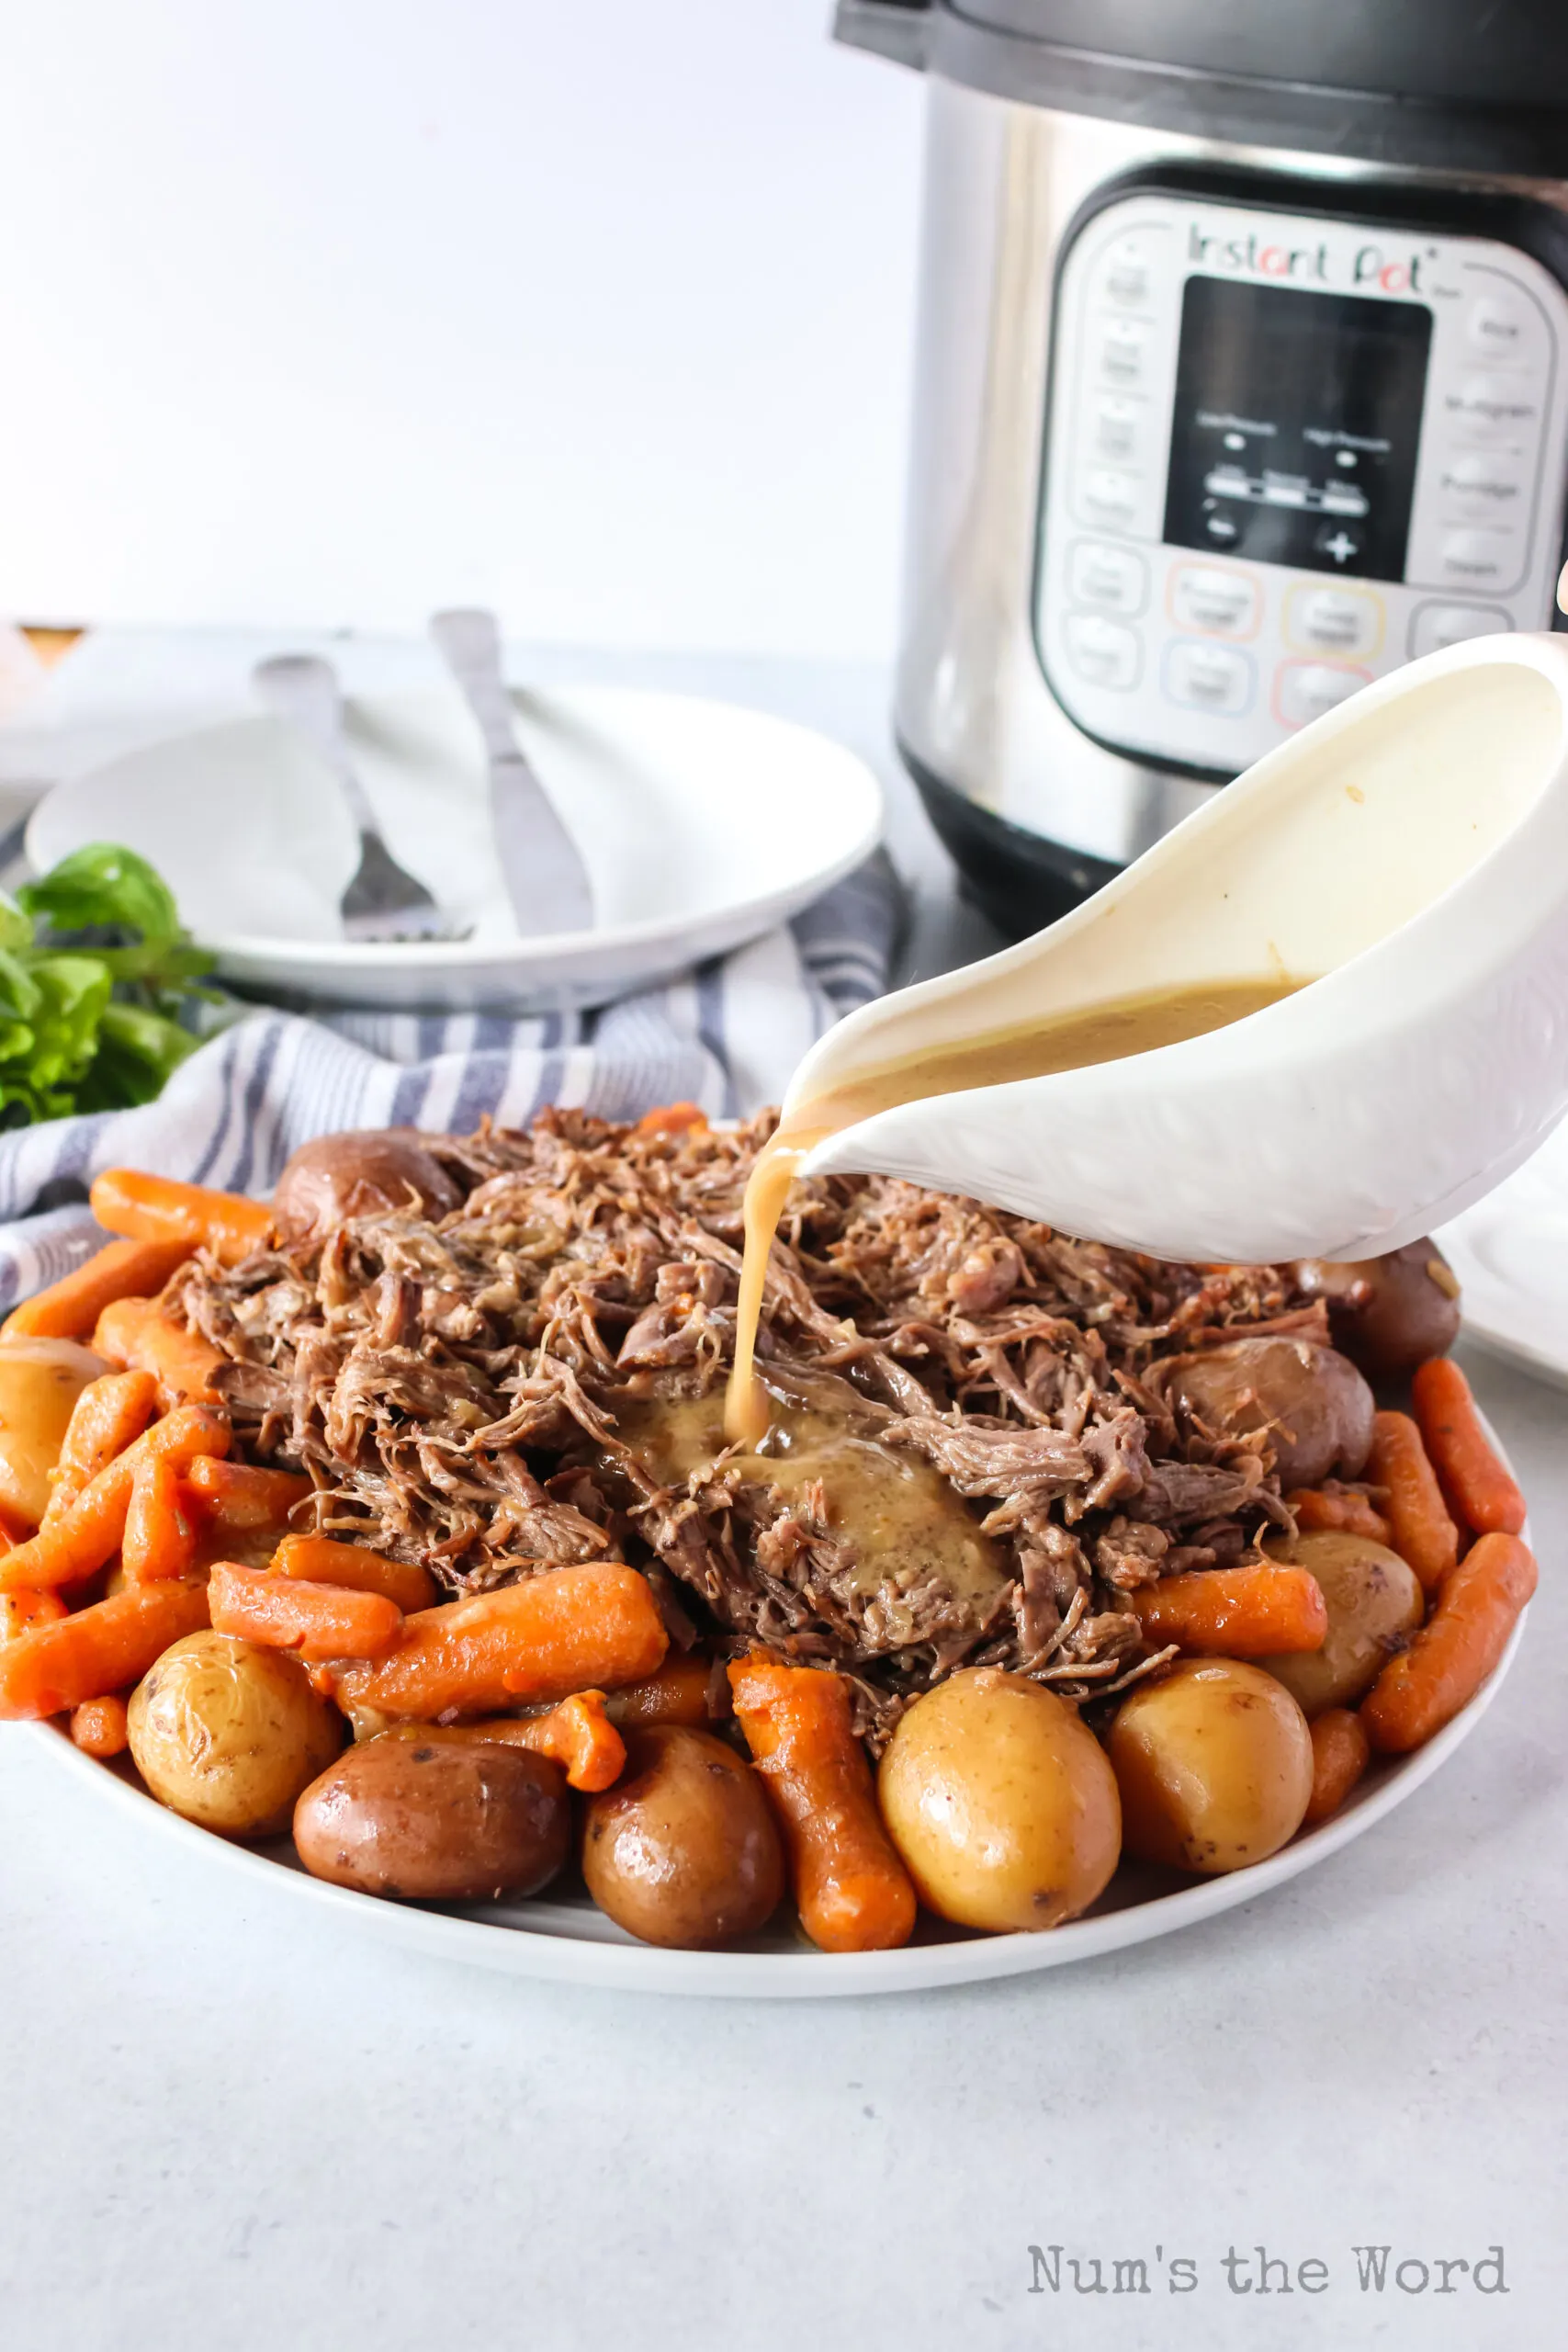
[1188,223,1436,296]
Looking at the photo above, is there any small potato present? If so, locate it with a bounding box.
[294,1736,570,1901]
[1107,1658,1313,1874]
[1259,1529,1423,1716]
[878,1668,1121,1933]
[273,1129,461,1243]
[129,1631,342,1838]
[1290,1241,1461,1377]
[1164,1336,1374,1487]
[0,1337,109,1530]
[582,1726,784,1949]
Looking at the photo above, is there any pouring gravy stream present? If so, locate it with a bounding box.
[724,977,1303,1447]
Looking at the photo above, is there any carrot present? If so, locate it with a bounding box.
[183,1457,313,1534]
[1411,1357,1527,1537]
[728,1655,917,1954]
[1362,1532,1537,1754]
[1,1234,194,1343]
[635,1102,707,1136]
[1,1589,67,1642]
[208,1561,402,1661]
[1366,1410,1460,1594]
[473,1693,626,1792]
[327,1561,668,1721]
[89,1170,274,1267]
[370,1695,627,1792]
[91,1295,223,1406]
[1132,1564,1329,1657]
[121,1454,198,1583]
[0,1404,230,1593]
[606,1653,713,1728]
[272,1532,437,1615]
[0,1577,209,1718]
[70,1692,130,1758]
[45,1371,160,1524]
[1303,1708,1371,1826]
[1286,1487,1393,1545]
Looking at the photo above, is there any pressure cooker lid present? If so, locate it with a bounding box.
[835,0,1568,175]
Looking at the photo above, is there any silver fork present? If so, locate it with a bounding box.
[252,653,464,943]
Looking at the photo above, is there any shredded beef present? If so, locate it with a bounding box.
[172,1107,1319,1740]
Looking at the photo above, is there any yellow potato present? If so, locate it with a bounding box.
[0,1337,107,1530]
[129,1631,342,1838]
[1107,1659,1313,1874]
[1259,1530,1424,1716]
[878,1668,1121,1932]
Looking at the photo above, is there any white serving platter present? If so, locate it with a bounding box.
[1438,1120,1568,1390]
[25,1579,1529,2000]
[24,684,884,1014]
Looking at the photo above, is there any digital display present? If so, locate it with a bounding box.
[1162,276,1433,581]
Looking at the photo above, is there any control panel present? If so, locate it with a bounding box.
[1036,191,1568,773]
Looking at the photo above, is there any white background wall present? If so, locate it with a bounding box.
[0,0,924,657]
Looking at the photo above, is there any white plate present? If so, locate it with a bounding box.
[23,1581,1529,1999]
[24,685,885,1014]
[1438,1119,1568,1389]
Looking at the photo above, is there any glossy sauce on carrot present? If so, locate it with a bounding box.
[725,978,1303,1447]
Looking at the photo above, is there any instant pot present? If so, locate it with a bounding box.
[837,0,1568,931]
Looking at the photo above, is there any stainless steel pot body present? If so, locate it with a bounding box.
[896,80,1568,927]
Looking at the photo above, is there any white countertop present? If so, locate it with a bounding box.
[1,654,1562,2352]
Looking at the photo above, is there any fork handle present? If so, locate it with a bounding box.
[253,654,379,835]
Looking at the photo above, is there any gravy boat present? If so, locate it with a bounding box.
[791,632,1568,1264]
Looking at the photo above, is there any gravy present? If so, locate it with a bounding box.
[725,977,1303,1446]
[615,1389,1010,1646]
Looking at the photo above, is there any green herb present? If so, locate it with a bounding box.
[0,842,216,1123]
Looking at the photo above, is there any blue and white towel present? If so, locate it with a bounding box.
[0,846,901,1316]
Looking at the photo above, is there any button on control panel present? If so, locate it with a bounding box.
[1274,662,1371,729]
[1408,601,1513,657]
[1165,639,1254,715]
[1037,192,1568,774]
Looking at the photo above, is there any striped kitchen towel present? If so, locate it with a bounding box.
[0,847,902,1315]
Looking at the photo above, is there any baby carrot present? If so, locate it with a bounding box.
[209,1561,402,1661]
[91,1295,224,1406]
[121,1454,198,1583]
[0,1589,67,1642]
[0,1578,209,1719]
[70,1692,130,1758]
[328,1562,668,1721]
[1,1234,194,1343]
[45,1371,159,1525]
[184,1457,313,1534]
[1366,1410,1460,1594]
[0,1404,230,1593]
[89,1170,274,1268]
[1362,1532,1537,1754]
[272,1532,437,1616]
[1132,1564,1328,1657]
[635,1102,708,1136]
[1411,1357,1526,1537]
[728,1655,917,1954]
[472,1693,626,1792]
[1303,1708,1371,1826]
[368,1694,627,1792]
[605,1654,713,1728]
[1286,1487,1393,1545]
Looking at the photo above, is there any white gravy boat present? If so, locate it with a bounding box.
[789,632,1568,1265]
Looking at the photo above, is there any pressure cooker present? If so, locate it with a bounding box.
[837,0,1568,933]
